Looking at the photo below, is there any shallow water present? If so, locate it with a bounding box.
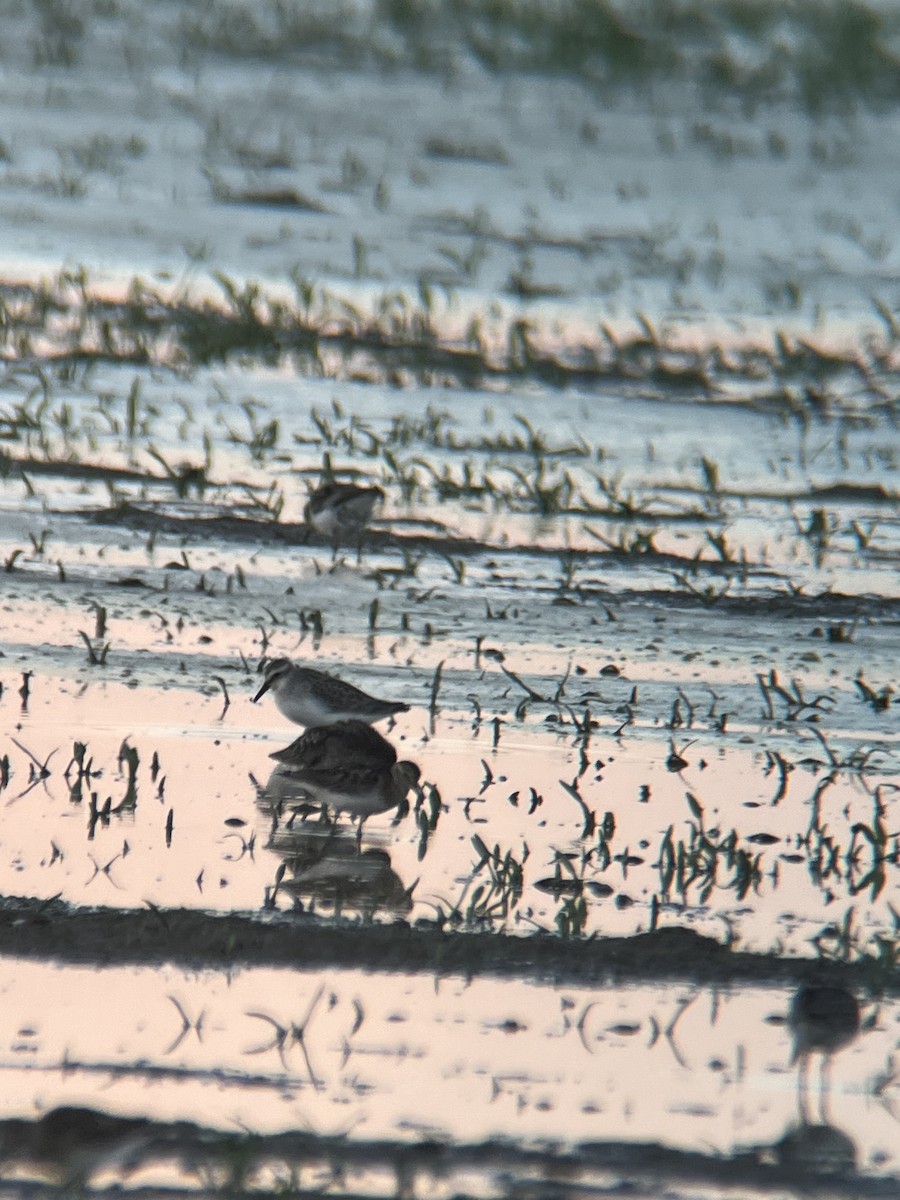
[0,2,899,1195]
[1,959,897,1180]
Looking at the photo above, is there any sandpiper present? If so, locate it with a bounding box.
[789,984,860,1065]
[261,719,420,821]
[788,984,860,1124]
[270,719,398,772]
[304,481,383,540]
[253,658,410,727]
[265,757,420,821]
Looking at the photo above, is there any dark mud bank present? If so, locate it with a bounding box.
[3,895,898,993]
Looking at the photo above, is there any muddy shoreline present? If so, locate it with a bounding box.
[3,895,898,994]
[2,1106,898,1200]
[1,3,899,1181]
[40,503,897,621]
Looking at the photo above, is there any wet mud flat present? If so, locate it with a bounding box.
[0,312,898,1198]
[4,892,900,1000]
[0,897,898,1199]
[0,455,898,1196]
[1,0,900,1193]
[2,1104,899,1200]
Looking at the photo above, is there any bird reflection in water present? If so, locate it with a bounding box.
[269,824,414,919]
[770,1120,857,1176]
[0,1107,151,1191]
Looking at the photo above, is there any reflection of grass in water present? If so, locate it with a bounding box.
[3,266,892,399]
[0,593,896,959]
[415,731,900,960]
[0,267,893,605]
[0,305,893,590]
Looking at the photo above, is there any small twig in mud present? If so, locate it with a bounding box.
[757,668,834,722]
[577,1001,599,1053]
[757,672,775,720]
[808,724,840,769]
[500,664,547,703]
[672,571,732,607]
[429,660,443,719]
[90,602,107,638]
[117,740,140,803]
[806,725,881,775]
[11,737,56,779]
[302,608,324,642]
[664,993,699,1069]
[86,853,123,889]
[558,777,596,839]
[666,739,693,772]
[245,984,326,1086]
[552,657,573,704]
[443,554,466,584]
[143,899,171,933]
[164,995,204,1054]
[87,791,112,838]
[264,862,287,909]
[764,750,794,805]
[676,689,695,727]
[572,706,594,754]
[667,696,685,730]
[66,741,89,779]
[213,675,230,717]
[79,630,110,665]
[855,675,893,713]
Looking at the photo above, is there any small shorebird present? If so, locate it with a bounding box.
[270,719,398,772]
[265,721,420,821]
[788,984,860,1124]
[303,481,383,540]
[265,757,420,822]
[253,657,410,727]
[789,984,860,1065]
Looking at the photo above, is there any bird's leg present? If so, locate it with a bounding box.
[796,1053,812,1126]
[819,1054,834,1126]
[355,816,368,850]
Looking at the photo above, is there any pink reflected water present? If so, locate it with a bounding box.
[0,958,896,1186]
[1,666,893,962]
